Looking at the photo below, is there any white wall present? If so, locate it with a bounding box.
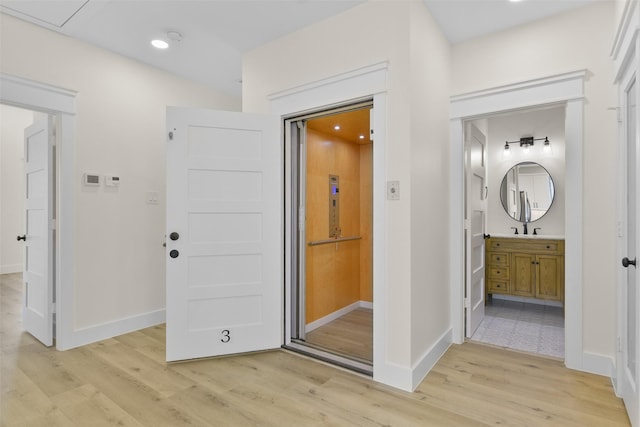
[244,0,452,386]
[0,14,240,338]
[453,2,617,359]
[483,106,566,237]
[408,1,452,364]
[0,105,32,274]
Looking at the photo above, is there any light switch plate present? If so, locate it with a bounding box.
[146,191,159,205]
[387,181,400,200]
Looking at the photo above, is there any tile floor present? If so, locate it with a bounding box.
[470,298,565,359]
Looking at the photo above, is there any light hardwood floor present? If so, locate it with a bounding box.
[1,273,630,426]
[305,308,372,362]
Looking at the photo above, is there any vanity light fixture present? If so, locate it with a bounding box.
[503,136,550,154]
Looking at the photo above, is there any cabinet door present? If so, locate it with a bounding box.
[536,255,563,302]
[511,253,535,297]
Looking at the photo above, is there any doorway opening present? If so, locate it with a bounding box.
[284,100,373,374]
[464,105,567,359]
[0,103,56,347]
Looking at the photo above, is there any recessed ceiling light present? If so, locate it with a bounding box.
[334,125,340,130]
[359,135,365,139]
[151,39,169,49]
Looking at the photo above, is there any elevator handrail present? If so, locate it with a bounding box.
[308,235,362,246]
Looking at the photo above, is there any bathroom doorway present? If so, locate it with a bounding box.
[285,101,373,374]
[465,105,567,359]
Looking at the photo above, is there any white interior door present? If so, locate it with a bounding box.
[465,123,487,337]
[621,70,640,426]
[22,113,54,346]
[166,107,281,362]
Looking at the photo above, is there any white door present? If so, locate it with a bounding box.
[465,123,487,337]
[165,108,281,362]
[620,71,640,426]
[22,113,54,346]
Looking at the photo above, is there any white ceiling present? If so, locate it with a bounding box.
[0,0,598,98]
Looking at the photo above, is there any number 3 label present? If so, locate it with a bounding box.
[221,329,231,343]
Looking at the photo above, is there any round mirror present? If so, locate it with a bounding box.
[499,162,555,223]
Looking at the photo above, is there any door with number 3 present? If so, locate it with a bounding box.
[165,108,281,361]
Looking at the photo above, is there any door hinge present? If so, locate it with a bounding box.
[464,297,470,309]
[50,220,56,230]
[608,107,621,123]
[464,219,470,230]
[168,131,174,140]
[617,336,623,352]
[50,302,56,314]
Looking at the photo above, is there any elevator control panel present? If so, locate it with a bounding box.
[329,175,340,238]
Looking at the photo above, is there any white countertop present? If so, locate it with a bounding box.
[489,233,565,240]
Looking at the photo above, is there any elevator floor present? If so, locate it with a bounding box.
[305,307,372,362]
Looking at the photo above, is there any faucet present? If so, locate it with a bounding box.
[523,223,528,235]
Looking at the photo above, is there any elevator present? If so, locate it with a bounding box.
[285,101,373,374]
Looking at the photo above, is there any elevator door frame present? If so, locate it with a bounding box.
[285,101,374,374]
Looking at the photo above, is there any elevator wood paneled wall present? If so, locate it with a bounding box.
[305,129,372,324]
[359,143,373,302]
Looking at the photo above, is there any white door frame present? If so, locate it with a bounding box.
[268,62,407,388]
[0,73,76,351]
[449,70,586,371]
[613,0,640,414]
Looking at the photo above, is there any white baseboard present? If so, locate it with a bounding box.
[60,309,165,350]
[374,360,413,392]
[411,328,452,390]
[373,328,452,392]
[581,351,615,378]
[0,264,23,274]
[305,300,372,333]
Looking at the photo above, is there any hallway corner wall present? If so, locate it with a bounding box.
[0,13,241,345]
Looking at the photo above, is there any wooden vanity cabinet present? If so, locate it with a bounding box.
[485,237,564,304]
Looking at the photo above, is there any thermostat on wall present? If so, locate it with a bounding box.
[83,173,100,186]
[105,175,120,187]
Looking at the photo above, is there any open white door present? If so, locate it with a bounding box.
[21,113,54,347]
[465,123,487,338]
[620,67,640,426]
[166,107,281,362]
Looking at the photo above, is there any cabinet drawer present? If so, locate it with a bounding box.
[488,279,509,294]
[488,267,509,280]
[489,239,561,253]
[489,252,509,266]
